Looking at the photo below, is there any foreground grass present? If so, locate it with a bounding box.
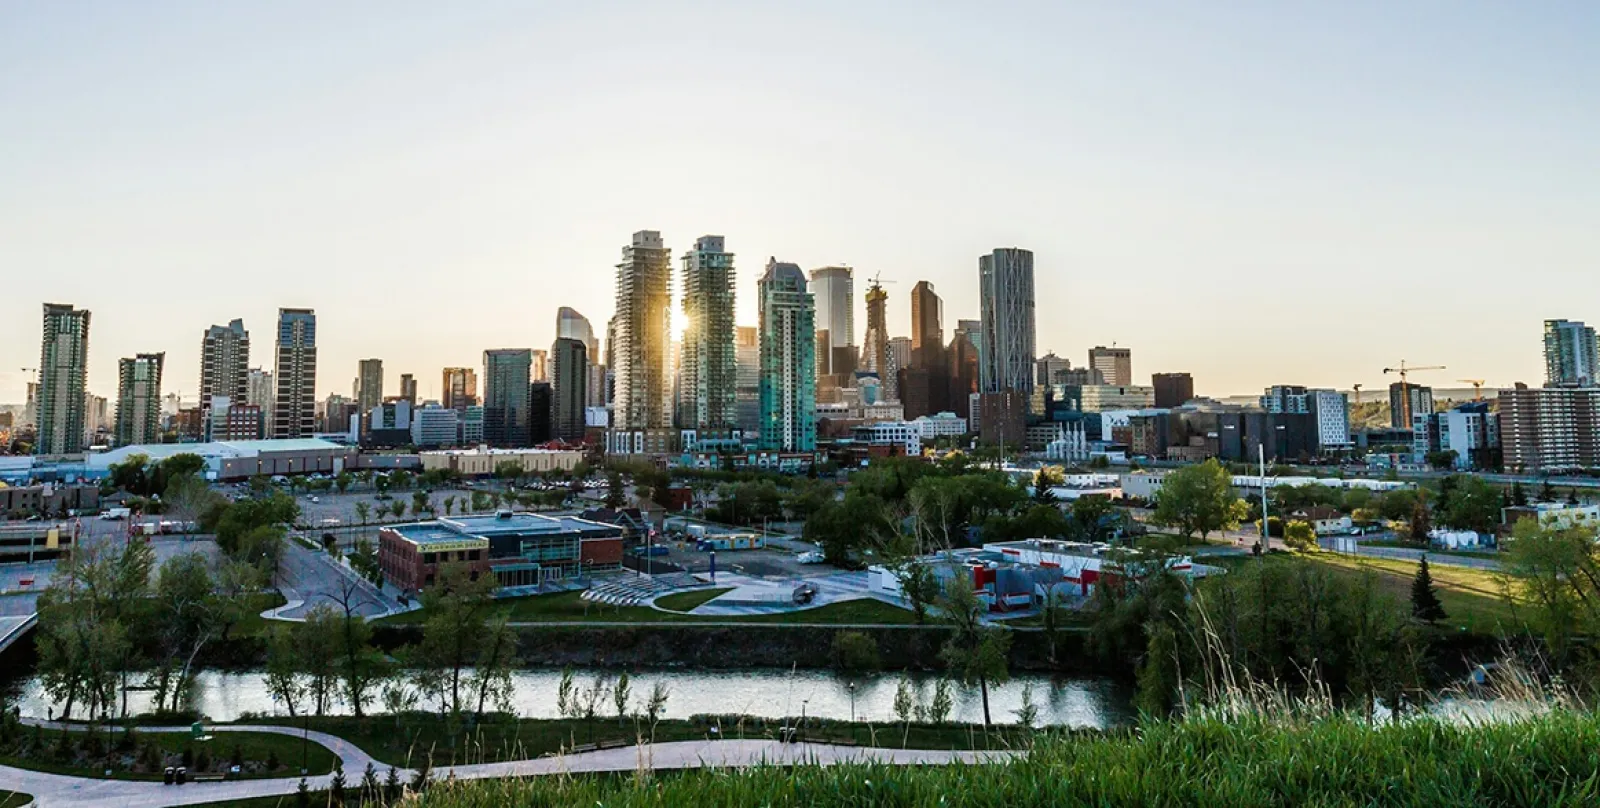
[0,793,31,808]
[272,715,1033,768]
[380,591,917,626]
[653,587,733,612]
[0,728,335,781]
[403,711,1600,807]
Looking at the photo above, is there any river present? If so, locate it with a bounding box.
[5,668,1136,728]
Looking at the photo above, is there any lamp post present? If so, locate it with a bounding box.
[847,682,857,724]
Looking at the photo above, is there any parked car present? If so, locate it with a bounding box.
[796,551,824,565]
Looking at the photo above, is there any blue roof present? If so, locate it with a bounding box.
[390,522,486,547]
[389,512,619,547]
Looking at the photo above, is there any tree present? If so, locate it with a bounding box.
[1440,476,1501,534]
[163,472,225,525]
[927,679,954,724]
[1539,477,1556,502]
[1410,555,1446,623]
[612,671,631,719]
[1425,450,1459,471]
[354,501,371,525]
[1511,480,1529,507]
[936,576,1011,729]
[391,500,406,519]
[413,565,496,715]
[1409,490,1432,542]
[1150,460,1249,541]
[108,453,152,496]
[265,625,306,718]
[643,682,670,740]
[330,579,388,718]
[1501,518,1600,664]
[831,631,882,673]
[603,471,627,509]
[893,673,915,745]
[412,490,431,516]
[297,606,344,716]
[335,472,353,494]
[1283,520,1318,553]
[1013,682,1039,729]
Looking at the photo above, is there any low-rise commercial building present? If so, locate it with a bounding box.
[1080,385,1155,413]
[913,411,968,439]
[852,421,922,455]
[418,447,585,477]
[379,511,625,595]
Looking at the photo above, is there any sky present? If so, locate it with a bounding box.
[2,1,1596,405]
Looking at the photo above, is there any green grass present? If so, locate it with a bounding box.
[381,592,918,626]
[0,792,31,808]
[394,711,1600,806]
[272,715,1035,768]
[653,587,734,612]
[0,728,336,781]
[231,592,291,637]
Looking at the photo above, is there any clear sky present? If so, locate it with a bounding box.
[2,1,1595,404]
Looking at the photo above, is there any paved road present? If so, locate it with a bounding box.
[3,722,1010,808]
[274,539,402,619]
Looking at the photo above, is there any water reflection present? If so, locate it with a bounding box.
[8,668,1136,728]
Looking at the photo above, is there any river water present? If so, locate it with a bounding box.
[6,668,1136,728]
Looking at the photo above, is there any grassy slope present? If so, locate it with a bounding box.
[0,793,30,808]
[399,712,1600,807]
[381,592,918,626]
[0,728,336,781]
[653,588,734,612]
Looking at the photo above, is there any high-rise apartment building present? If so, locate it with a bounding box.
[1499,385,1600,472]
[483,349,533,447]
[860,279,894,400]
[271,308,317,439]
[610,230,673,433]
[114,352,165,446]
[1260,385,1349,451]
[36,303,91,455]
[1544,319,1599,388]
[1388,382,1434,429]
[356,358,384,415]
[810,266,855,377]
[1088,346,1132,387]
[1151,372,1195,408]
[442,367,478,412]
[551,337,588,442]
[84,393,109,445]
[398,373,417,405]
[735,325,760,434]
[759,258,817,452]
[978,248,1035,394]
[199,319,250,432]
[679,235,737,429]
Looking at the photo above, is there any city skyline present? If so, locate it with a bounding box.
[3,4,1595,403]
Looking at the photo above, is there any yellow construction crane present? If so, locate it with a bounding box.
[1458,379,1486,401]
[1382,361,1445,425]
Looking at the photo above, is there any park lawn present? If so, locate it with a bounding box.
[0,793,30,808]
[1308,553,1518,633]
[230,592,290,638]
[382,592,917,626]
[0,729,336,781]
[280,715,1038,769]
[653,587,734,612]
[1358,540,1502,560]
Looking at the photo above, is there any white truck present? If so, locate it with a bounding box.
[101,507,131,521]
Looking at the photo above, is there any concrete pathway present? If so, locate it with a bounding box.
[2,722,1011,808]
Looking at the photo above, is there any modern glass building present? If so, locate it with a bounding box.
[36,303,91,455]
[483,349,533,446]
[1545,319,1599,388]
[679,235,737,429]
[114,352,165,446]
[272,308,317,439]
[758,258,817,452]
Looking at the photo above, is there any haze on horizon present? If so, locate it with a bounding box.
[2,1,1595,404]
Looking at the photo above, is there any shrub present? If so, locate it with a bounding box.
[831,631,882,673]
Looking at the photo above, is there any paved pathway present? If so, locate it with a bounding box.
[2,721,1010,808]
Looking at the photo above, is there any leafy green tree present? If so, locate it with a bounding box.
[1502,518,1600,664]
[1409,490,1432,541]
[108,453,152,495]
[806,493,895,568]
[1150,460,1248,541]
[831,631,882,673]
[1071,495,1118,541]
[1410,555,1446,623]
[413,565,497,715]
[1440,476,1501,534]
[354,501,371,525]
[335,472,353,494]
[412,490,430,516]
[265,624,306,717]
[297,606,344,716]
[603,471,627,508]
[936,576,1012,729]
[1539,477,1556,502]
[1283,520,1318,553]
[1510,480,1529,507]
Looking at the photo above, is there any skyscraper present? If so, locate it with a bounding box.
[1088,346,1132,387]
[115,352,164,446]
[861,278,893,399]
[483,349,533,446]
[680,235,737,429]
[1389,382,1435,429]
[557,307,606,409]
[356,358,384,415]
[1544,319,1599,388]
[272,308,317,439]
[611,230,673,431]
[1151,372,1195,408]
[735,325,760,433]
[551,337,588,442]
[810,266,855,378]
[978,248,1036,394]
[399,373,417,405]
[530,349,549,384]
[442,367,478,412]
[529,381,553,445]
[759,259,817,452]
[36,303,91,455]
[948,321,980,420]
[199,319,250,431]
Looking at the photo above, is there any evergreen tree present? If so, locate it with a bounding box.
[1411,555,1446,623]
[1539,477,1556,502]
[1510,480,1529,507]
[1409,492,1432,542]
[296,777,311,808]
[330,762,346,805]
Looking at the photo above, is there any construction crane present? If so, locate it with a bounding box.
[1458,379,1486,401]
[1382,361,1445,426]
[1351,383,1363,406]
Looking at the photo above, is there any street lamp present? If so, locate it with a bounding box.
[847,682,857,724]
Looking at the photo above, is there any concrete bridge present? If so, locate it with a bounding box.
[0,613,38,655]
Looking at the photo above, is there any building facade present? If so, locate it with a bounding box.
[1151,372,1194,408]
[36,303,91,455]
[1544,319,1599,388]
[810,266,854,378]
[442,367,478,412]
[556,307,606,409]
[679,235,737,429]
[410,403,459,448]
[114,352,164,446]
[1080,385,1156,412]
[978,248,1035,394]
[1388,382,1434,429]
[860,279,893,399]
[551,337,588,442]
[758,258,817,452]
[483,349,533,447]
[199,319,250,438]
[271,308,317,439]
[399,373,417,405]
[610,230,673,445]
[356,358,384,415]
[734,325,760,434]
[1088,346,1132,387]
[1498,386,1600,472]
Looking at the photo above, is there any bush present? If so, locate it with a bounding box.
[831,631,882,673]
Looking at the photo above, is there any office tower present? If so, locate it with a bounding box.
[24,382,38,428]
[530,349,549,384]
[551,337,588,442]
[1544,319,1599,388]
[114,352,164,446]
[1152,372,1195,408]
[356,358,384,415]
[442,367,478,412]
[529,381,553,444]
[199,319,250,431]
[810,266,855,377]
[1389,382,1434,429]
[735,325,760,433]
[759,258,817,451]
[1088,345,1132,387]
[679,235,737,429]
[888,337,912,376]
[948,323,980,420]
[978,248,1036,394]
[398,373,417,405]
[483,349,532,446]
[271,308,317,439]
[84,393,109,444]
[1035,353,1071,387]
[611,230,673,430]
[860,277,894,401]
[36,303,91,455]
[246,367,273,427]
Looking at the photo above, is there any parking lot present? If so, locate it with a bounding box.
[638,533,832,579]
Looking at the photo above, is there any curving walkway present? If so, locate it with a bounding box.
[4,721,1014,808]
